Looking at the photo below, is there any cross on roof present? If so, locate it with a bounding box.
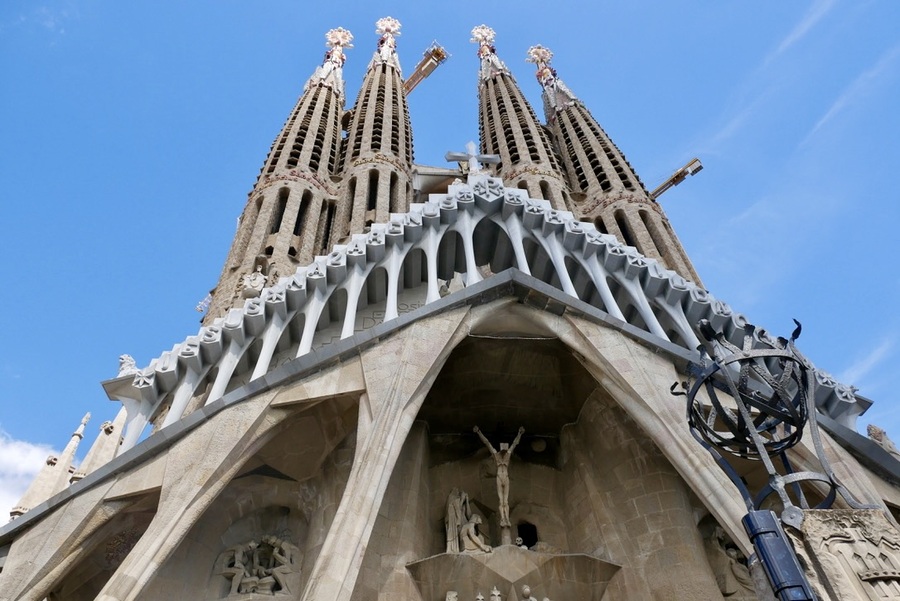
[445,141,500,175]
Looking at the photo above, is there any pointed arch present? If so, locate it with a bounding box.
[523,238,561,290]
[437,230,467,281]
[473,217,516,274]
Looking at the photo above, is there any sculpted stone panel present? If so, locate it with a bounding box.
[218,535,301,596]
[801,509,900,600]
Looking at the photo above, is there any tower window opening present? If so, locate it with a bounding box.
[321,201,336,253]
[539,181,551,201]
[293,191,312,237]
[389,172,399,213]
[614,209,639,250]
[367,170,379,211]
[265,245,274,257]
[270,189,289,234]
[640,210,666,259]
[517,522,538,548]
[594,217,608,235]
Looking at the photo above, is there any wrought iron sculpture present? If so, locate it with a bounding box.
[675,319,873,601]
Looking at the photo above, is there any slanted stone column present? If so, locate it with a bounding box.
[302,307,469,600]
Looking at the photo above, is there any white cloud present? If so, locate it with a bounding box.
[802,43,900,145]
[839,337,895,387]
[0,430,57,518]
[766,0,837,64]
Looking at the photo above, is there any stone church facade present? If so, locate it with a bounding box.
[2,19,900,601]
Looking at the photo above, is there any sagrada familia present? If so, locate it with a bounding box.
[3,18,900,601]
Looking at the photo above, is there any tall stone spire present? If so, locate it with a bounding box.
[71,407,126,482]
[205,28,352,323]
[527,45,701,284]
[10,413,89,519]
[471,26,570,211]
[335,17,414,237]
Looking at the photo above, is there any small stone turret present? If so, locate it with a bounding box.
[205,27,352,323]
[528,44,701,285]
[472,26,570,211]
[71,407,126,482]
[10,413,89,519]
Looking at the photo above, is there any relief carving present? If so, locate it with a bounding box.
[703,526,756,599]
[802,509,900,600]
[219,535,300,596]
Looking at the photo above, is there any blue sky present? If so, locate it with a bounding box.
[1,1,899,511]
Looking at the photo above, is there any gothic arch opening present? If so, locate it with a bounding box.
[363,267,389,306]
[137,404,358,600]
[522,238,561,290]
[402,247,427,290]
[367,303,724,599]
[46,492,159,601]
[564,256,601,309]
[473,216,515,274]
[437,230,467,281]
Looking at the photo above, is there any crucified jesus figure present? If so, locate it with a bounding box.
[473,425,525,527]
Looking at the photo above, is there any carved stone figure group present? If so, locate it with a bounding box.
[221,535,298,596]
[445,488,491,553]
[446,585,551,601]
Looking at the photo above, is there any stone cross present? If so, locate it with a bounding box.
[445,141,500,175]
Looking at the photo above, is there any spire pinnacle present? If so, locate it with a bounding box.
[526,44,578,113]
[76,412,90,436]
[371,17,402,71]
[310,27,353,95]
[373,17,402,71]
[471,25,510,81]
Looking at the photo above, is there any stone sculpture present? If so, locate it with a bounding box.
[460,514,492,553]
[445,488,472,553]
[703,527,756,600]
[515,536,528,550]
[521,584,537,601]
[474,425,525,527]
[490,586,502,601]
[117,354,139,377]
[445,592,458,601]
[221,536,298,596]
[375,17,400,65]
[471,25,508,80]
[867,424,900,461]
[240,265,267,298]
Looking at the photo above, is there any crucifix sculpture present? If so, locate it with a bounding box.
[474,425,525,544]
[445,141,500,176]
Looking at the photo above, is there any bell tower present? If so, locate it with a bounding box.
[471,26,571,212]
[527,45,702,285]
[334,17,414,239]
[205,28,352,323]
